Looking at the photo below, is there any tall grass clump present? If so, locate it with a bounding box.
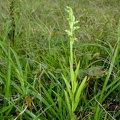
[62,6,87,120]
[0,41,11,107]
[94,20,120,120]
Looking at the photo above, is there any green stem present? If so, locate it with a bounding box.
[70,40,74,89]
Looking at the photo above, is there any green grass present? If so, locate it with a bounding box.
[0,0,120,120]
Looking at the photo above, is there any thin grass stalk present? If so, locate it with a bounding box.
[5,46,11,101]
[9,0,15,44]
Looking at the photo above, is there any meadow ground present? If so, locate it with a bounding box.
[0,0,120,120]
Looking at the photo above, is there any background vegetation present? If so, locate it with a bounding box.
[0,0,120,119]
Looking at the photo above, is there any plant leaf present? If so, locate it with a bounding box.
[64,90,71,116]
[74,76,87,111]
[62,74,71,97]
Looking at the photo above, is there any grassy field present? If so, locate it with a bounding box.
[0,0,120,120]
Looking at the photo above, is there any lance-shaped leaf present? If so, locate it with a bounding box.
[74,76,87,111]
